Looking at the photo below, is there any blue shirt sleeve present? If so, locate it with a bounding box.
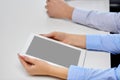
[72,8,120,33]
[67,65,120,80]
[86,34,120,54]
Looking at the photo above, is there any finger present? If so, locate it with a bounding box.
[50,32,66,41]
[22,55,37,64]
[40,32,61,40]
[18,54,30,70]
[40,32,66,42]
[40,32,56,38]
[18,54,37,65]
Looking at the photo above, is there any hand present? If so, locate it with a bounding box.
[18,54,68,79]
[45,0,74,19]
[18,54,51,76]
[42,32,86,49]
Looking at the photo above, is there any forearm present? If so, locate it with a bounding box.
[72,8,120,33]
[66,34,86,49]
[48,65,68,79]
[68,65,120,80]
[86,34,120,54]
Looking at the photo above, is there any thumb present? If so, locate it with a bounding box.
[41,32,66,41]
[40,33,54,38]
[21,54,37,64]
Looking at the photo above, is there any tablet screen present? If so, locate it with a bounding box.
[26,35,81,68]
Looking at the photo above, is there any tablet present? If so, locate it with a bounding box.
[22,33,84,68]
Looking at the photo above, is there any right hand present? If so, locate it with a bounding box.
[41,32,86,49]
[45,0,74,19]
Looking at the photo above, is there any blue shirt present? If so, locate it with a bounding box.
[72,8,120,33]
[67,8,120,80]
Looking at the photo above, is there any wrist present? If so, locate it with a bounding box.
[65,5,74,20]
[48,65,68,79]
[67,6,74,20]
[79,35,86,49]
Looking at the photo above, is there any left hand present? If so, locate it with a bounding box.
[18,54,51,76]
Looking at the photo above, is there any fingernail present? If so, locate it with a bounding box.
[18,54,25,59]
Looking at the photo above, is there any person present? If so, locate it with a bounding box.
[18,0,120,80]
[45,0,120,33]
[18,32,120,80]
[45,0,120,67]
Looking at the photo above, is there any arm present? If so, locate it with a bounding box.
[18,54,68,79]
[86,34,120,54]
[48,64,68,79]
[43,32,120,54]
[68,65,120,80]
[18,54,120,80]
[18,32,120,79]
[46,0,120,33]
[72,9,120,33]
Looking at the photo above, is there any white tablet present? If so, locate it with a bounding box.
[21,33,86,68]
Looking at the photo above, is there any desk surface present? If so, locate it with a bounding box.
[0,0,109,80]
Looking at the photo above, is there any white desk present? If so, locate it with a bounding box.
[0,0,110,80]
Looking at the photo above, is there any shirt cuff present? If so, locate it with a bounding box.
[67,65,85,80]
[86,35,102,50]
[67,65,119,80]
[116,65,120,80]
[72,8,90,25]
